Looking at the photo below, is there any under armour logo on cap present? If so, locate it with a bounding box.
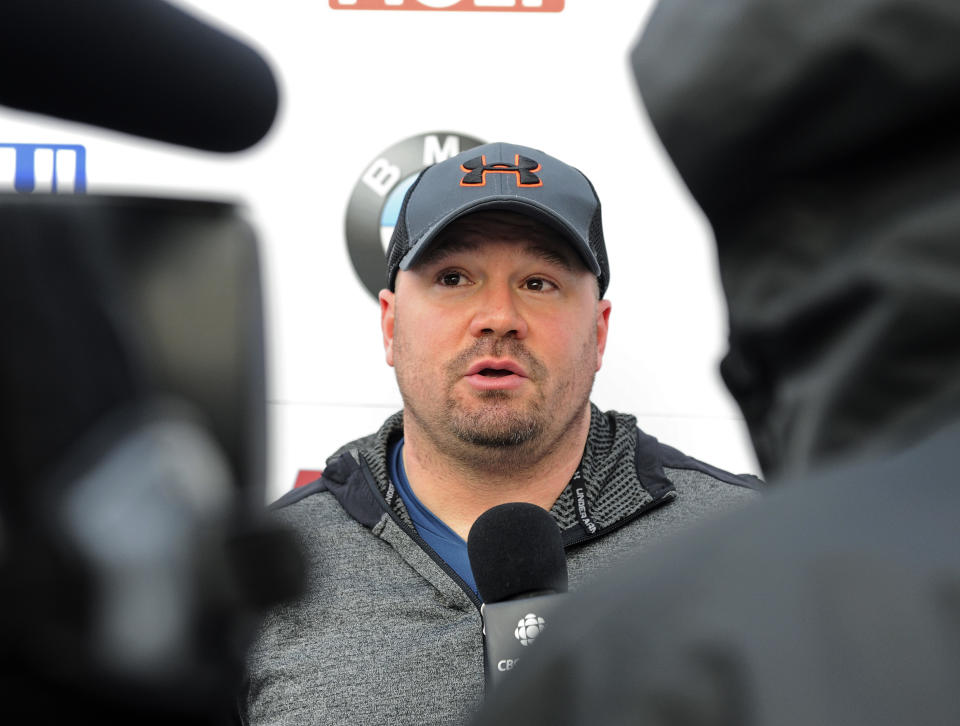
[460,154,543,188]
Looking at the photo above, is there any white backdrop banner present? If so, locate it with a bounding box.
[0,1,760,501]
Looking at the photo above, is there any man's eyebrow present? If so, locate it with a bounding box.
[415,238,482,268]
[415,239,578,271]
[526,244,575,271]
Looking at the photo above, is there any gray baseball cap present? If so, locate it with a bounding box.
[385,141,609,296]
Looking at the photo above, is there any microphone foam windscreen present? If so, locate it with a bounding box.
[0,0,279,152]
[467,502,568,604]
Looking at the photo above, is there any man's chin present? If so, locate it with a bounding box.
[449,409,543,449]
[454,428,537,449]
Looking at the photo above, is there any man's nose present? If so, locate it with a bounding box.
[468,284,529,339]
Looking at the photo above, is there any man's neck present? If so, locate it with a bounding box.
[400,407,592,541]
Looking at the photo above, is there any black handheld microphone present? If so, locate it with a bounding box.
[0,0,279,152]
[467,502,568,689]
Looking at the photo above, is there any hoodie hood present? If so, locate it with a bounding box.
[631,0,960,479]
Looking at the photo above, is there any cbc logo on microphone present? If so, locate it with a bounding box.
[514,612,546,646]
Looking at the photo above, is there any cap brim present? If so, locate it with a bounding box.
[398,197,602,277]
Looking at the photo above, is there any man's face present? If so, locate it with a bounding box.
[379,213,611,466]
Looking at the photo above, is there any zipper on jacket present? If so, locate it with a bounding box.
[358,455,484,611]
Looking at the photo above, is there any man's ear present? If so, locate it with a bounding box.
[379,289,396,367]
[595,300,612,371]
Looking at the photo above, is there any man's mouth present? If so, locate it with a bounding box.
[478,368,513,378]
[465,360,528,378]
[463,359,529,391]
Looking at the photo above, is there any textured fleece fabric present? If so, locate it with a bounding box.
[242,405,760,725]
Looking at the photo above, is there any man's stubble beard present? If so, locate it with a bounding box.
[394,323,597,473]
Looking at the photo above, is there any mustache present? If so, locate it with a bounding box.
[445,338,546,382]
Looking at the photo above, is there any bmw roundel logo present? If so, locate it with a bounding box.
[514,613,546,646]
[344,131,485,300]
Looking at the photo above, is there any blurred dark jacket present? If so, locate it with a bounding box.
[471,0,960,723]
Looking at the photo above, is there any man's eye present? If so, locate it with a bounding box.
[440,271,463,286]
[524,277,554,292]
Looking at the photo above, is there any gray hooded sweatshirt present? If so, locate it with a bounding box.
[243,405,759,724]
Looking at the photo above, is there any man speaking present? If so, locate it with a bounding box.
[242,142,760,725]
